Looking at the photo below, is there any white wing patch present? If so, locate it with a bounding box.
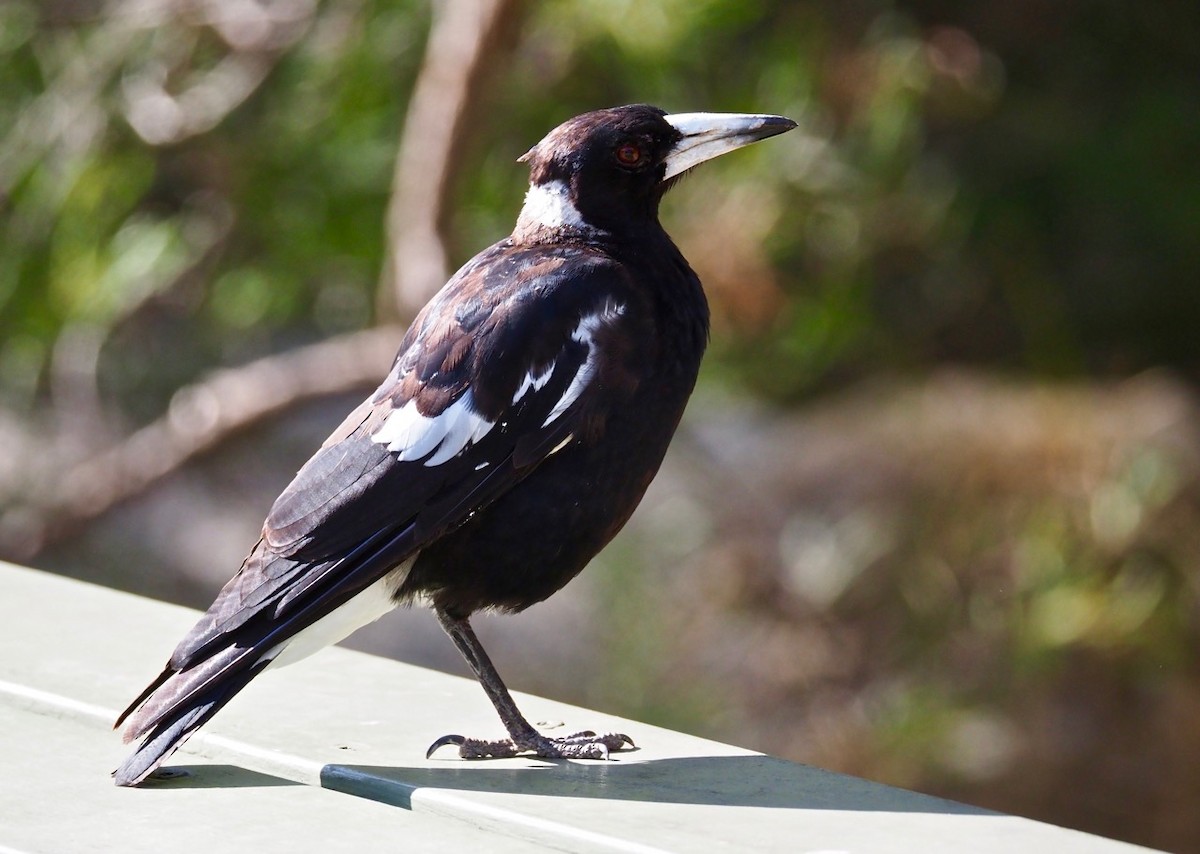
[512,362,554,404]
[371,390,495,466]
[371,301,624,462]
[543,300,626,427]
[518,180,597,233]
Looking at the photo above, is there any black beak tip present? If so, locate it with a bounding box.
[761,115,798,138]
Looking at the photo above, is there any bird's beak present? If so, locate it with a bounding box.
[661,112,797,181]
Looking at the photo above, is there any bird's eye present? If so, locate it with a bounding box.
[615,143,643,167]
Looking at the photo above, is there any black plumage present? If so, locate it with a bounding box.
[114,104,795,785]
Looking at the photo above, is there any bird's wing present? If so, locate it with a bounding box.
[163,246,649,674]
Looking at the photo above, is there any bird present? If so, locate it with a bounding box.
[113,104,796,786]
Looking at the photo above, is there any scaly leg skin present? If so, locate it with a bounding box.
[427,730,634,760]
[428,609,636,761]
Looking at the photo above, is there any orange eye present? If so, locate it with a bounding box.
[616,143,643,166]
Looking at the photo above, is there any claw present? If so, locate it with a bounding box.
[426,730,635,761]
[426,734,466,759]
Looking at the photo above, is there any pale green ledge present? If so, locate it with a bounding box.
[0,562,1156,854]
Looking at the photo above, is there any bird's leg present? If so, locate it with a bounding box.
[427,608,633,760]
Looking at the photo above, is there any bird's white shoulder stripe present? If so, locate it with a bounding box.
[543,301,626,426]
[518,180,596,233]
[512,363,554,404]
[371,390,495,466]
[372,301,624,459]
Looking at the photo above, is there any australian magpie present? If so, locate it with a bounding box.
[113,104,795,785]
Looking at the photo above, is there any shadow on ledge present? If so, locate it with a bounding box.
[319,754,993,815]
[141,764,302,790]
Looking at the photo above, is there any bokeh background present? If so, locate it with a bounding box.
[3,1,1199,849]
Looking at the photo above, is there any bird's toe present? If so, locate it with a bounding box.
[425,734,466,759]
[426,729,635,760]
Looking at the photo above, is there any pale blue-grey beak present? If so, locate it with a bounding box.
[662,112,797,181]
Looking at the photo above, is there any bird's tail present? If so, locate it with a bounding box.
[112,646,267,787]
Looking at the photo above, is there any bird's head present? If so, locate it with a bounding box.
[514,104,796,241]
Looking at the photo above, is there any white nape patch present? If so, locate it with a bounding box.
[512,363,554,404]
[264,556,415,670]
[371,390,494,466]
[518,180,596,232]
[543,300,626,427]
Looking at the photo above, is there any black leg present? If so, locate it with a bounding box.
[427,608,634,760]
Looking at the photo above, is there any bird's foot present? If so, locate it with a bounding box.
[427,729,634,760]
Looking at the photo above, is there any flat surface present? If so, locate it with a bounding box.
[0,562,1157,853]
[0,703,533,854]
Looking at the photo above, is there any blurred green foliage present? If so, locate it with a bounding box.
[1,0,430,417]
[2,1,1199,849]
[4,2,1198,414]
